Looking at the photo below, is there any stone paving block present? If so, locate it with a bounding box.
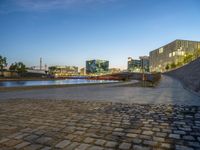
[55,140,71,148]
[0,138,9,144]
[126,133,138,138]
[65,134,77,140]
[175,145,194,150]
[198,137,200,142]
[64,142,80,150]
[3,139,22,147]
[14,141,30,149]
[174,130,186,135]
[24,134,39,142]
[75,143,90,150]
[169,134,180,139]
[143,140,158,147]
[188,141,200,148]
[14,133,29,140]
[153,136,165,142]
[105,141,118,148]
[139,135,151,140]
[83,137,95,144]
[156,132,167,138]
[132,138,142,144]
[88,145,104,150]
[35,136,52,145]
[40,146,51,150]
[142,131,154,135]
[182,135,195,141]
[133,145,150,150]
[161,143,172,149]
[23,144,43,150]
[118,142,132,150]
[95,139,106,146]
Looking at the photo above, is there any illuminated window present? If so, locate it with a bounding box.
[159,48,164,54]
[173,52,176,56]
[169,53,172,57]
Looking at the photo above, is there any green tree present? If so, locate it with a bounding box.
[170,62,176,69]
[9,62,27,75]
[176,61,183,67]
[196,48,200,58]
[183,54,193,64]
[165,64,170,70]
[0,55,7,76]
[9,63,17,71]
[49,66,57,74]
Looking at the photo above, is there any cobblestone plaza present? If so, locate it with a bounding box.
[0,100,200,150]
[0,76,200,149]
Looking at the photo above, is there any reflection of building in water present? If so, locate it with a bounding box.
[149,39,200,72]
[49,66,78,77]
[86,60,109,75]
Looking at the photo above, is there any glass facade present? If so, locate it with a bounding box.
[128,56,149,72]
[128,59,141,72]
[86,60,109,74]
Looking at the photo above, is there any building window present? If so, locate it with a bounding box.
[169,53,172,57]
[159,47,164,54]
[173,52,176,56]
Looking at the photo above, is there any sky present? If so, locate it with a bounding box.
[0,0,200,69]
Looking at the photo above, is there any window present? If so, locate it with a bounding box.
[169,53,172,57]
[159,47,164,54]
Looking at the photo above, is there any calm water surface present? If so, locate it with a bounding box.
[0,79,118,87]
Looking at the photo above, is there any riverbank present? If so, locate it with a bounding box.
[0,76,199,106]
[0,81,121,92]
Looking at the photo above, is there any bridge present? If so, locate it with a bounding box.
[88,72,161,83]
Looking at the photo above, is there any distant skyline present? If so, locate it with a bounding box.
[0,0,200,69]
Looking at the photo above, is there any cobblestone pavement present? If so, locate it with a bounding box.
[0,100,200,150]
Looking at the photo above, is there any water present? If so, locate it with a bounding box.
[0,79,118,87]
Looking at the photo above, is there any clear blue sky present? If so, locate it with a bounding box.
[0,0,200,69]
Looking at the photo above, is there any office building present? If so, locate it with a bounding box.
[149,39,200,72]
[128,56,149,72]
[86,59,109,74]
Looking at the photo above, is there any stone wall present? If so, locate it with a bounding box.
[165,57,200,94]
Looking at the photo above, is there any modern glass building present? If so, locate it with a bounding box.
[128,56,149,72]
[149,39,200,72]
[86,60,109,74]
[128,59,141,72]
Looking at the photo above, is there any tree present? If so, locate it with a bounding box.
[9,62,27,75]
[170,62,176,69]
[176,61,183,67]
[9,63,17,71]
[196,48,200,58]
[49,66,57,74]
[165,64,170,70]
[0,55,7,75]
[183,54,193,64]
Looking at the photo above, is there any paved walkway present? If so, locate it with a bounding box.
[0,100,200,150]
[0,75,200,105]
[0,76,200,149]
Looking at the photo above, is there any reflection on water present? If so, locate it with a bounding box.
[0,79,117,87]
